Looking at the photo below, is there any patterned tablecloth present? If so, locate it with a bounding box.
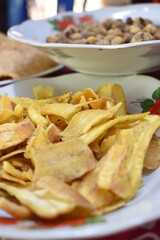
[1,67,160,240]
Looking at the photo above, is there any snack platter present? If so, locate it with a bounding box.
[0,73,159,240]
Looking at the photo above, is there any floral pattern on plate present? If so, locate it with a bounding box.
[49,15,95,32]
[139,87,160,114]
[0,216,105,230]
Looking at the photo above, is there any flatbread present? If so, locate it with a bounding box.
[0,32,57,80]
[0,33,7,43]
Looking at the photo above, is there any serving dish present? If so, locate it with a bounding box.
[8,3,160,76]
[0,73,160,239]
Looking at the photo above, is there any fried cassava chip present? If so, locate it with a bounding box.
[26,128,97,182]
[61,103,121,141]
[0,118,35,150]
[97,115,160,201]
[0,176,93,219]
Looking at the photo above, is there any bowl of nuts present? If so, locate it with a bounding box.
[8,3,160,76]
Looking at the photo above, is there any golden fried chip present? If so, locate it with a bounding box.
[61,103,121,141]
[95,200,125,215]
[28,102,49,127]
[96,83,127,116]
[88,97,114,110]
[97,115,160,201]
[75,165,116,210]
[11,97,58,116]
[1,173,27,186]
[40,102,83,121]
[80,112,149,145]
[27,128,97,182]
[33,85,54,100]
[29,102,83,127]
[0,94,14,124]
[70,88,98,104]
[96,82,113,98]
[14,103,24,119]
[0,177,93,219]
[36,176,93,214]
[0,197,33,219]
[3,161,33,181]
[56,92,71,103]
[112,84,127,116]
[0,148,25,162]
[96,135,116,159]
[0,189,9,198]
[144,135,160,169]
[0,118,35,150]
[46,123,61,143]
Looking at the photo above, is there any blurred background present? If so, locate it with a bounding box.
[0,0,158,33]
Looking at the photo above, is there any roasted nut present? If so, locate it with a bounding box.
[108,28,123,36]
[96,34,104,41]
[144,24,157,35]
[123,32,134,43]
[130,25,141,34]
[100,19,112,30]
[47,16,160,45]
[46,35,57,43]
[97,39,110,45]
[112,19,124,30]
[70,33,83,40]
[123,24,131,33]
[97,27,107,36]
[131,31,154,43]
[64,25,79,38]
[47,35,70,43]
[134,17,146,28]
[126,17,133,25]
[154,31,160,40]
[72,38,87,44]
[111,36,125,45]
[87,36,97,44]
[105,35,116,43]
[83,30,97,38]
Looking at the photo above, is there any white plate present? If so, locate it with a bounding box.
[0,64,64,87]
[8,3,160,76]
[0,73,160,239]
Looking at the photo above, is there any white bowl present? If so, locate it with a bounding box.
[0,73,160,239]
[8,3,160,76]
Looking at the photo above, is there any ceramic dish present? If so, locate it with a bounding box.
[0,73,160,239]
[8,3,160,76]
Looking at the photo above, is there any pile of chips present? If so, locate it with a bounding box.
[0,82,159,220]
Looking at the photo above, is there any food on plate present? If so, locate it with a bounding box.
[0,32,57,80]
[33,84,54,99]
[47,17,160,45]
[0,82,159,220]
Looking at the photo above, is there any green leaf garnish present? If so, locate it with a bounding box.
[140,98,154,111]
[152,87,160,100]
